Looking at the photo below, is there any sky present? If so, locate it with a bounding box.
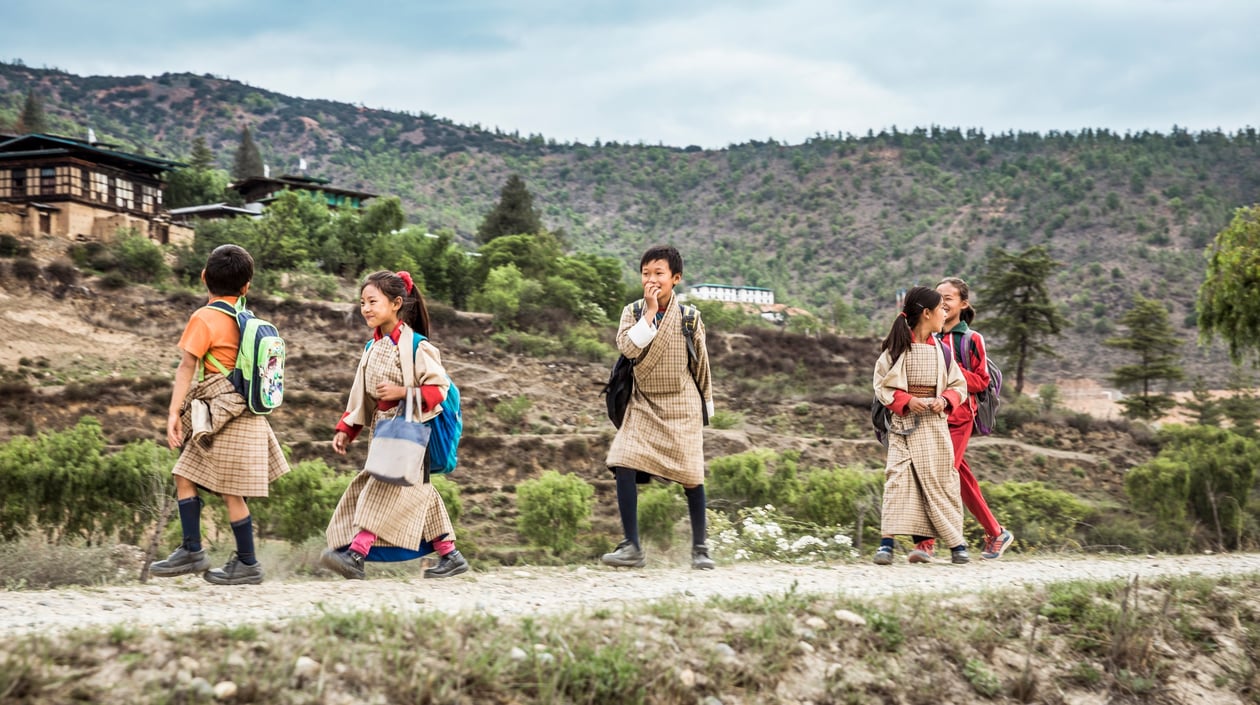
[2,0,1258,149]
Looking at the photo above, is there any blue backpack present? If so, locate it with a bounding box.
[364,332,462,474]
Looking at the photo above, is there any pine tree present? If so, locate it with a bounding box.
[17,90,47,133]
[979,245,1067,395]
[1181,376,1222,427]
[189,135,215,171]
[232,126,264,180]
[477,174,542,244]
[1105,296,1185,420]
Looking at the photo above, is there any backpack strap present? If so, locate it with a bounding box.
[201,300,241,380]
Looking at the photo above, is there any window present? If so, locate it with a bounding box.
[115,179,134,210]
[91,172,109,202]
[40,167,56,195]
[12,169,26,197]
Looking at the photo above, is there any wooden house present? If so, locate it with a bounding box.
[0,133,193,245]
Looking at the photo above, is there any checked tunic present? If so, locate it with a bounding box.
[173,374,289,497]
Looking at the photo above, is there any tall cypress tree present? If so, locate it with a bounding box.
[1105,295,1185,420]
[980,245,1068,395]
[18,90,47,134]
[477,174,542,244]
[189,135,215,170]
[232,126,264,180]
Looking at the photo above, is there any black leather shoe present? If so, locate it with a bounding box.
[424,550,469,579]
[600,539,646,568]
[150,546,210,577]
[320,548,366,580]
[691,544,716,570]
[204,555,264,585]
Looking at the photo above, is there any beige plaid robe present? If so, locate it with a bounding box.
[605,300,713,486]
[325,333,455,551]
[172,374,290,498]
[874,343,968,546]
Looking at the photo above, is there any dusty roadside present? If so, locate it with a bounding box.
[3,552,1258,636]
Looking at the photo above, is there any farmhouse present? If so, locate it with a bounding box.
[0,132,193,245]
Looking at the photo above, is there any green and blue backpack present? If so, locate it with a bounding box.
[203,298,286,415]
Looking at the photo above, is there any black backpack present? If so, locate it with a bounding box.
[603,302,705,428]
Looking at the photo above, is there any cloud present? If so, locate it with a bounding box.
[3,0,1258,147]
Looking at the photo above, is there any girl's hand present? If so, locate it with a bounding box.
[375,382,405,401]
[332,431,350,455]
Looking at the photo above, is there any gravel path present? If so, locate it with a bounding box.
[4,552,1258,637]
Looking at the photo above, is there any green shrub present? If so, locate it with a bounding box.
[0,234,30,257]
[793,465,884,546]
[638,484,687,548]
[110,230,169,283]
[44,259,78,285]
[980,481,1088,551]
[709,410,743,430]
[11,256,40,282]
[250,459,352,543]
[515,470,594,555]
[561,327,615,361]
[494,395,532,426]
[432,474,462,525]
[0,418,175,544]
[491,330,565,357]
[99,271,130,290]
[708,449,802,511]
[1126,425,1258,550]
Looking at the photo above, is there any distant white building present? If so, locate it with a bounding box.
[687,283,775,305]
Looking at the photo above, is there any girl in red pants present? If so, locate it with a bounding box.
[912,278,1014,562]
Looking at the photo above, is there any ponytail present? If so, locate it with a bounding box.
[362,270,431,338]
[880,286,942,362]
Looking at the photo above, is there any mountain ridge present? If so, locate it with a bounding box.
[2,60,1258,386]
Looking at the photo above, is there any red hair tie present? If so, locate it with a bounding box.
[898,311,907,318]
[397,271,415,294]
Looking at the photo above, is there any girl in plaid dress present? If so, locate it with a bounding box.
[872,286,970,565]
[319,271,468,580]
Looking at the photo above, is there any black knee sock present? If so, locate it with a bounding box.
[684,484,707,547]
[177,496,203,552]
[230,516,256,565]
[614,468,640,549]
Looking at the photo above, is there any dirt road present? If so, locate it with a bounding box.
[4,552,1258,636]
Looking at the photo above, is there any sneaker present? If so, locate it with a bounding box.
[872,546,894,565]
[150,546,210,577]
[951,548,971,564]
[204,555,264,585]
[424,550,469,579]
[601,539,646,568]
[981,529,1014,560]
[692,544,716,570]
[907,548,933,564]
[319,548,365,580]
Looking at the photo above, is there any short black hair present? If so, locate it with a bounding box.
[639,245,683,275]
[204,244,254,296]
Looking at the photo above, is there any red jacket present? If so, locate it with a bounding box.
[937,324,991,427]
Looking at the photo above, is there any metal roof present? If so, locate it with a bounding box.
[0,133,185,172]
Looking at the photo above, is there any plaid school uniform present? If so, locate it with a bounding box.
[876,343,966,547]
[325,336,455,551]
[172,374,289,497]
[605,301,712,486]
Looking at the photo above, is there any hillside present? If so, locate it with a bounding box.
[2,61,1258,386]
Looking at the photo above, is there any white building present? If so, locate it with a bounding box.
[687,283,775,305]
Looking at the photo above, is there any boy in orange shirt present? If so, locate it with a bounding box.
[150,244,290,585]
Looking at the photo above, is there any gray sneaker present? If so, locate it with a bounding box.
[150,546,210,577]
[601,539,645,568]
[320,548,366,580]
[204,555,264,585]
[692,544,716,570]
[951,548,971,565]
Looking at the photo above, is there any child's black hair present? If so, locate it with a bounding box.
[880,286,942,363]
[204,244,254,296]
[938,277,975,324]
[640,245,683,275]
[362,270,430,337]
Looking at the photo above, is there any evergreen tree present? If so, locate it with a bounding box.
[1219,368,1260,438]
[232,126,264,180]
[979,245,1067,395]
[165,136,229,209]
[1198,205,1260,364]
[1181,376,1223,427]
[477,174,542,244]
[1105,296,1185,420]
[18,90,47,133]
